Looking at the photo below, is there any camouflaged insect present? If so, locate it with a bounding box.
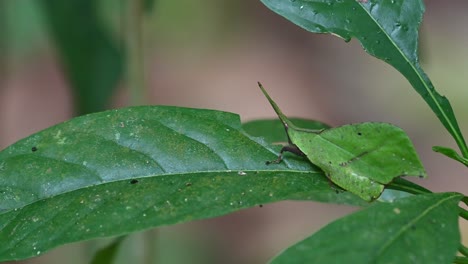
[258,82,426,201]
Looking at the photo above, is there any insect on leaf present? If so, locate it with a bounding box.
[259,0,468,166]
[258,83,426,201]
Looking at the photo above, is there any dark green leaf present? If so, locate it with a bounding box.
[242,118,330,143]
[432,146,468,166]
[0,106,366,261]
[260,0,468,159]
[270,192,463,264]
[90,237,125,264]
[40,0,123,115]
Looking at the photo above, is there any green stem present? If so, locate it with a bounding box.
[462,196,468,206]
[386,178,432,196]
[460,207,468,221]
[458,135,468,159]
[458,196,468,220]
[126,0,145,105]
[460,245,468,257]
[454,256,468,264]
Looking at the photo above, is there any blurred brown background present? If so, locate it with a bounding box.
[1,0,467,263]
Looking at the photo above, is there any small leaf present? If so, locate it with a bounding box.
[0,106,366,261]
[260,0,468,160]
[270,192,463,264]
[242,118,330,144]
[432,146,468,166]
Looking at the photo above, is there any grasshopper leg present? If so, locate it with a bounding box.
[266,145,305,165]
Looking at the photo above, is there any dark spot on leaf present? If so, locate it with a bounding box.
[31,146,38,152]
[357,132,362,136]
[130,179,139,184]
[185,182,192,187]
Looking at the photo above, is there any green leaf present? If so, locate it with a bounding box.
[242,118,330,144]
[0,106,366,261]
[40,0,123,115]
[259,0,468,159]
[270,192,463,264]
[432,146,468,166]
[90,237,125,264]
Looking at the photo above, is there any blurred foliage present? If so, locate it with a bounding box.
[40,0,124,115]
[90,237,124,264]
[2,1,48,60]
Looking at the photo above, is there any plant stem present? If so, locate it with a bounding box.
[126,0,145,105]
[125,2,156,263]
[143,229,158,264]
[460,245,468,257]
[386,178,431,196]
[460,207,468,221]
[462,196,468,206]
[453,256,468,264]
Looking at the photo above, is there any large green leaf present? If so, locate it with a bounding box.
[40,0,123,115]
[260,0,468,160]
[0,106,366,261]
[271,192,463,264]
